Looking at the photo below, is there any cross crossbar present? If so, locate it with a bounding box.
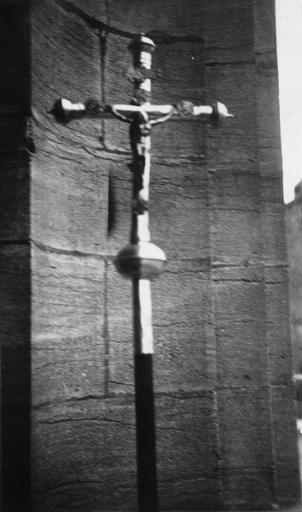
[52,97,233,124]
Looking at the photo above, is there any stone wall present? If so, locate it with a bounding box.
[0,0,300,510]
[286,183,302,375]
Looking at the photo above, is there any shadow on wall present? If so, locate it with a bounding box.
[0,2,31,511]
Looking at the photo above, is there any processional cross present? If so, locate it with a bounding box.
[52,34,233,512]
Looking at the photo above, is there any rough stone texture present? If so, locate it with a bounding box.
[254,0,300,505]
[286,186,302,375]
[0,0,300,510]
[32,398,137,511]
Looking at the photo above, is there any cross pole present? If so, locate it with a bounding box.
[51,34,233,512]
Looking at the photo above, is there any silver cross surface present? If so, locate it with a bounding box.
[51,34,233,512]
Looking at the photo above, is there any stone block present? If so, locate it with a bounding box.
[60,0,107,23]
[151,41,204,105]
[0,153,30,241]
[254,0,277,54]
[258,146,283,179]
[203,0,253,56]
[220,469,274,510]
[260,205,288,263]
[106,158,134,257]
[255,57,282,144]
[106,262,134,394]
[149,161,209,259]
[32,0,101,111]
[218,387,272,469]
[211,207,262,265]
[151,120,207,159]
[261,176,284,204]
[218,387,274,507]
[209,169,260,210]
[264,266,293,384]
[205,64,256,171]
[214,277,267,387]
[32,398,137,511]
[31,151,108,253]
[153,261,212,391]
[157,391,221,510]
[209,169,263,265]
[270,385,301,504]
[32,246,106,407]
[107,0,204,36]
[159,477,220,511]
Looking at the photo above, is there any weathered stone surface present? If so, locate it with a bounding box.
[214,277,267,387]
[60,0,107,23]
[254,1,300,504]
[107,0,204,37]
[151,121,207,158]
[261,205,287,263]
[209,170,262,264]
[287,193,302,374]
[254,0,277,54]
[264,266,293,384]
[32,246,106,407]
[106,260,134,394]
[31,149,108,254]
[211,208,262,265]
[153,261,211,391]
[32,0,101,109]
[150,162,209,259]
[107,158,210,258]
[220,470,274,511]
[255,56,282,145]
[270,385,301,504]
[106,158,134,256]
[32,398,137,511]
[218,388,273,508]
[202,0,253,54]
[205,64,256,171]
[156,391,221,510]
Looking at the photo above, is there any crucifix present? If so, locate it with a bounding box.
[52,34,233,512]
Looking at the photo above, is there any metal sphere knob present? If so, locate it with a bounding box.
[114,241,167,280]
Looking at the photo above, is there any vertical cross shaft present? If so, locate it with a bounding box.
[115,35,164,512]
[132,37,159,512]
